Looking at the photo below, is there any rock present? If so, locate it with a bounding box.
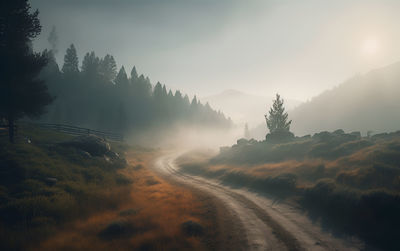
[333,129,345,135]
[181,220,204,237]
[78,150,92,158]
[350,131,361,138]
[237,138,249,145]
[60,135,111,157]
[45,177,58,185]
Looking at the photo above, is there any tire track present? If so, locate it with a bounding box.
[152,153,364,251]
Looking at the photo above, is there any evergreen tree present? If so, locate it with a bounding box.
[153,82,163,99]
[183,94,190,106]
[130,66,138,81]
[115,66,129,87]
[191,96,198,106]
[175,90,182,99]
[265,94,293,141]
[81,51,100,76]
[99,54,117,82]
[62,44,79,74]
[0,0,53,142]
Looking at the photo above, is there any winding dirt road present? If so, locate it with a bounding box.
[152,153,365,251]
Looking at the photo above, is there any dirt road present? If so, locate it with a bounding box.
[152,153,365,251]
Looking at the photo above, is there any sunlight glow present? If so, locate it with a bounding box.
[361,37,380,56]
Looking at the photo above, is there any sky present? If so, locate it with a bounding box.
[31,0,400,101]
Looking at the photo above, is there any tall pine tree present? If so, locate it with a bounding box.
[62,44,79,75]
[264,94,293,142]
[0,0,53,142]
[99,54,117,82]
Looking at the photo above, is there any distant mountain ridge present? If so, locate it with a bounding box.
[251,62,400,139]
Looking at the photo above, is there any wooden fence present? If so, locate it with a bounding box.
[31,123,123,141]
[0,124,18,137]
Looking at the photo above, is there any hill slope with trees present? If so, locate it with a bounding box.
[289,62,400,136]
[37,45,231,135]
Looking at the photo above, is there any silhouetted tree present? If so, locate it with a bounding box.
[99,54,117,82]
[115,66,129,88]
[130,66,138,81]
[38,46,231,132]
[81,51,100,77]
[62,44,79,75]
[0,0,53,142]
[265,94,293,142]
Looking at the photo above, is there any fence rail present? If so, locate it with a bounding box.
[0,124,18,136]
[30,123,123,141]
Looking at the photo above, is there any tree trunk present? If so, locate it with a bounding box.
[8,117,14,143]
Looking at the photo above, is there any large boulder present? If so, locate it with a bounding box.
[60,135,111,157]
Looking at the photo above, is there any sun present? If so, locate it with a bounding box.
[361,37,380,56]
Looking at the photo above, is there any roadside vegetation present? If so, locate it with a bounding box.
[178,94,400,250]
[0,124,131,250]
[37,148,214,251]
[0,125,213,250]
[178,130,400,250]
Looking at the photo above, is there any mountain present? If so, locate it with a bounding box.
[202,89,302,128]
[251,62,400,139]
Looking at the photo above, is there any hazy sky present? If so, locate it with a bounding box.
[31,0,400,101]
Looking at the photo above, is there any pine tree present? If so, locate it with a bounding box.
[130,66,138,81]
[62,44,79,74]
[0,0,53,142]
[81,51,100,76]
[99,54,117,82]
[153,82,163,99]
[115,66,129,87]
[265,94,293,141]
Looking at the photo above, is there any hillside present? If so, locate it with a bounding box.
[178,130,400,250]
[0,126,213,250]
[250,62,400,139]
[290,62,400,136]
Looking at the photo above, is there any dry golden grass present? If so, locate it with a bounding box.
[35,150,210,251]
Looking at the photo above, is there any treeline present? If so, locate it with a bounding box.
[38,45,231,133]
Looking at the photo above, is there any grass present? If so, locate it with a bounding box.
[37,150,213,251]
[178,130,400,250]
[1,125,213,250]
[0,124,131,250]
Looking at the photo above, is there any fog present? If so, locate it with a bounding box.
[28,0,400,141]
[31,0,400,102]
[126,125,243,151]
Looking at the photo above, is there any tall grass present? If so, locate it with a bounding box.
[0,125,130,250]
[179,130,400,250]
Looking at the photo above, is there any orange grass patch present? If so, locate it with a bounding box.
[35,150,210,251]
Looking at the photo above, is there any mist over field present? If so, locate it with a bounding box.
[2,0,400,250]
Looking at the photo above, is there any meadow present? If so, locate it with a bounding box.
[177,130,400,250]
